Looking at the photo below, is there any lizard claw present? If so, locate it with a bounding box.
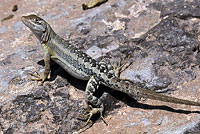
[78,105,107,131]
[28,71,45,83]
[112,54,131,77]
[28,71,40,78]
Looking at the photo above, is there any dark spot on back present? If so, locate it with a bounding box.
[107,73,113,79]
[91,60,96,67]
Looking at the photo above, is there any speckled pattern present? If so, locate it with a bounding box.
[1,0,200,133]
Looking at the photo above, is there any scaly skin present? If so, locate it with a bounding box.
[21,14,200,128]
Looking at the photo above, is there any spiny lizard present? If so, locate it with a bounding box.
[21,14,200,127]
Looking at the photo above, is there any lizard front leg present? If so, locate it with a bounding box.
[29,43,50,83]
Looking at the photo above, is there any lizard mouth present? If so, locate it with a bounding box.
[21,16,33,28]
[21,16,26,22]
[21,16,28,24]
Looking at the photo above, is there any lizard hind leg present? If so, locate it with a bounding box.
[112,54,131,77]
[80,76,107,129]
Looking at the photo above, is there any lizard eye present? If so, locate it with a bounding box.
[34,18,40,23]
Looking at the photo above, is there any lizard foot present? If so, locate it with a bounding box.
[28,71,46,83]
[79,105,107,130]
[112,54,131,77]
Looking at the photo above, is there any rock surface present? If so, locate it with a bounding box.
[0,0,200,133]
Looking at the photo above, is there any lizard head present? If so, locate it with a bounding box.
[21,14,51,43]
